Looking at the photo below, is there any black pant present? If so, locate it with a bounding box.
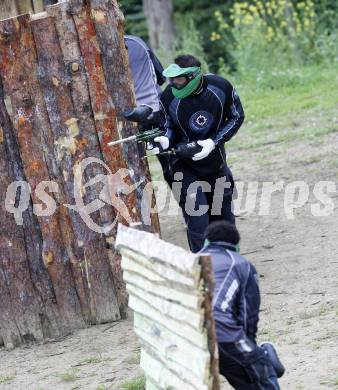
[219,343,280,390]
[157,154,173,187]
[171,160,235,253]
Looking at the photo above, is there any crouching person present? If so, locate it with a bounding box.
[201,221,284,389]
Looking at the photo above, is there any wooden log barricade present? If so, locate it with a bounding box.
[116,224,220,390]
[0,0,159,349]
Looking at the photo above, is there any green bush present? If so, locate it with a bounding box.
[208,0,337,87]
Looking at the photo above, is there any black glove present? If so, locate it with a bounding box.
[139,111,161,132]
[175,141,203,159]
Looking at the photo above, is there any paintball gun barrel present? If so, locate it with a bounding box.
[108,105,203,160]
[108,105,164,147]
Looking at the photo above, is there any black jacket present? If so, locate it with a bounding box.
[159,74,244,176]
[200,242,260,362]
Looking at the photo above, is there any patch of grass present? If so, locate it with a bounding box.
[298,304,332,320]
[57,368,80,383]
[96,385,108,390]
[121,374,146,390]
[227,65,338,152]
[79,356,104,365]
[0,375,15,383]
[320,377,338,387]
[314,329,338,342]
[302,320,311,328]
[258,328,279,343]
[125,353,140,365]
[285,317,297,326]
[287,337,300,345]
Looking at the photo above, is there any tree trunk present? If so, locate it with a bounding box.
[0,76,61,347]
[47,1,128,318]
[87,0,161,233]
[0,14,85,335]
[0,0,18,19]
[16,0,34,14]
[142,0,176,52]
[32,0,44,13]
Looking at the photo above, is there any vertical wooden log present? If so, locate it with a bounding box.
[0,263,21,349]
[69,0,139,223]
[0,77,62,348]
[87,0,161,233]
[0,1,18,19]
[200,255,220,390]
[69,0,147,316]
[32,0,44,13]
[46,1,129,318]
[31,12,121,323]
[0,84,43,348]
[16,0,34,14]
[0,206,44,348]
[0,14,85,332]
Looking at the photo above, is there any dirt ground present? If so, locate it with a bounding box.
[0,129,337,389]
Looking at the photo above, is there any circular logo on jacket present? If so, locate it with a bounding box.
[189,110,214,135]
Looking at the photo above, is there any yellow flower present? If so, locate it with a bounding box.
[220,22,229,30]
[210,32,221,42]
[249,5,257,13]
[243,14,254,24]
[266,26,274,42]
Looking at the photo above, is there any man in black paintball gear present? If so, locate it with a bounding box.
[201,221,284,389]
[153,54,244,252]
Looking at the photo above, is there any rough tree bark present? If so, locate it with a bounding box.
[16,0,34,14]
[0,0,160,348]
[200,255,220,390]
[31,12,121,324]
[46,1,124,321]
[0,80,46,348]
[32,0,44,13]
[142,0,176,53]
[0,15,85,336]
[0,1,18,19]
[0,0,49,19]
[87,0,161,233]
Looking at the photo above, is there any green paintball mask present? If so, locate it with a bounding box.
[162,64,202,99]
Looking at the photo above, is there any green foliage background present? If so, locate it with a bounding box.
[120,0,338,92]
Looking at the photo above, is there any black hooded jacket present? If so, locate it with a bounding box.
[159,74,244,176]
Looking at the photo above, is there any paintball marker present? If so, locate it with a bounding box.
[108,105,164,147]
[156,141,203,159]
[108,105,203,160]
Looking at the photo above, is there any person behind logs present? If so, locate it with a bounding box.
[150,54,244,252]
[201,221,285,389]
